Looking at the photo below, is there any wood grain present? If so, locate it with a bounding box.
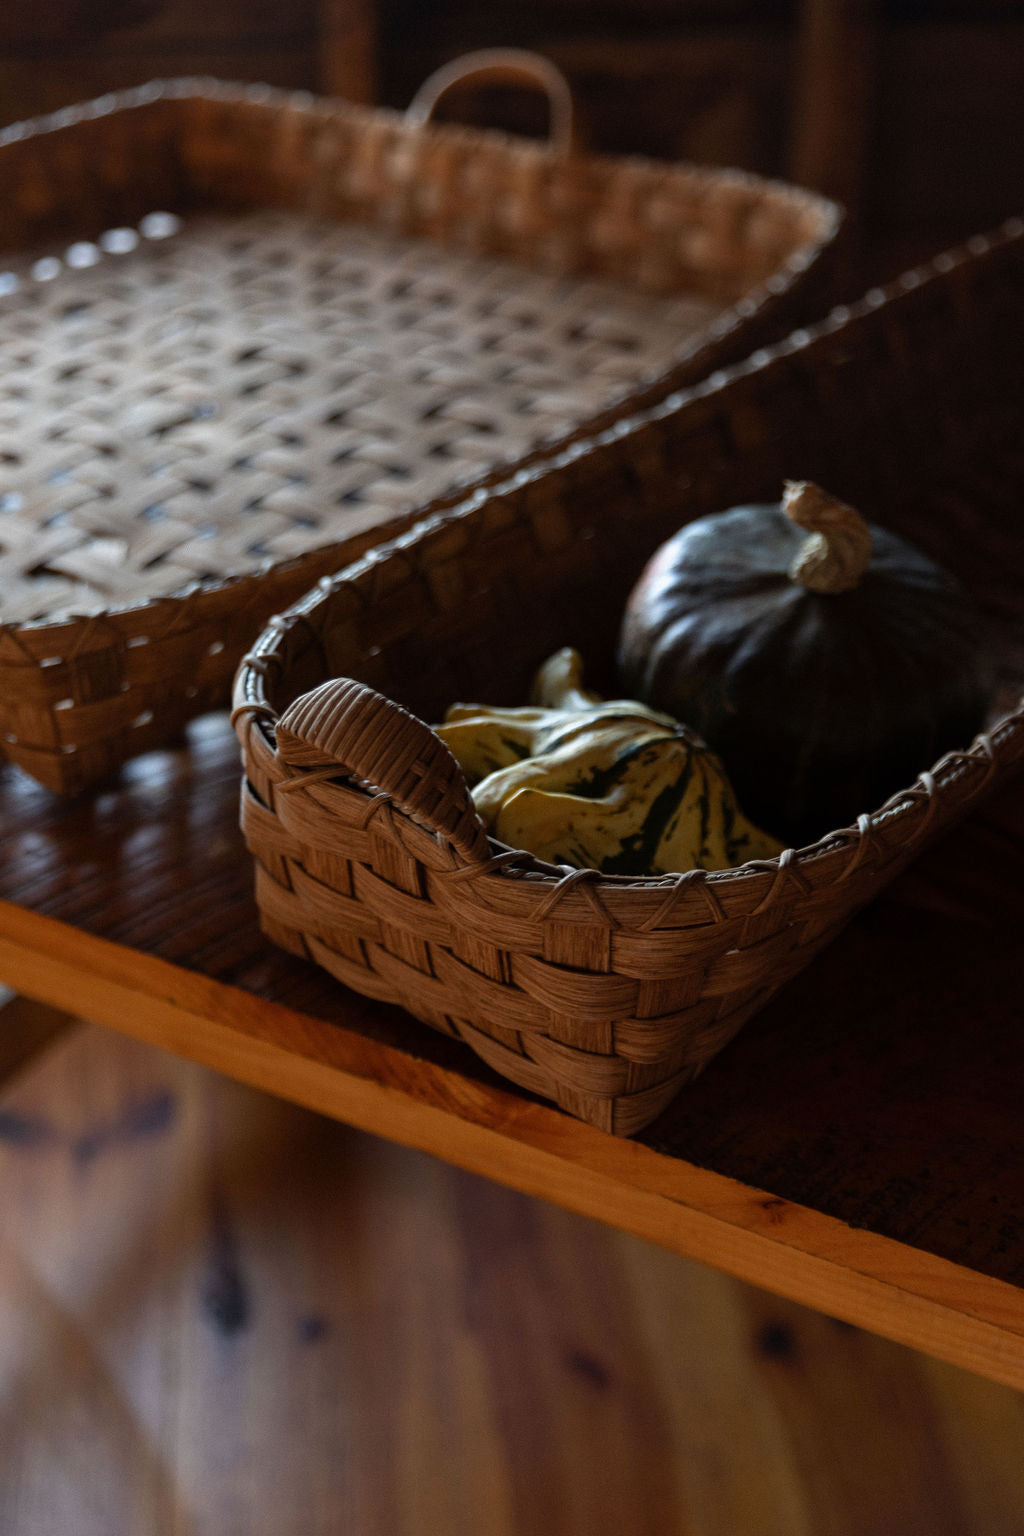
[1,711,1024,1384]
[3,1023,1024,1536]
[317,0,376,102]
[789,0,880,216]
[3,0,316,46]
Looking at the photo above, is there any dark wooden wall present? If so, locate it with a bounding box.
[2,1,1022,280]
[0,2,318,118]
[0,1,372,118]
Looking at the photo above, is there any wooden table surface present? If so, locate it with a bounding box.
[1,710,1023,1389]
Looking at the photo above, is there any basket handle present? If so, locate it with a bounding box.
[405,48,576,156]
[275,678,492,865]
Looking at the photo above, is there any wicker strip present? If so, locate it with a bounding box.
[0,73,841,794]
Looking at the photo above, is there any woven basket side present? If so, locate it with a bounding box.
[0,77,841,372]
[0,542,359,795]
[237,684,1022,1133]
[234,748,764,1132]
[175,87,839,303]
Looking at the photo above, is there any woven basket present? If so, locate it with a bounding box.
[233,217,1024,1135]
[0,60,841,795]
[234,215,1024,1136]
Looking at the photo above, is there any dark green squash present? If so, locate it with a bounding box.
[616,481,996,846]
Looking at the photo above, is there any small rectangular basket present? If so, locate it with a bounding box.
[233,216,1024,1136]
[0,58,841,795]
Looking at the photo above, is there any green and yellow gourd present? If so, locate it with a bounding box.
[437,649,782,875]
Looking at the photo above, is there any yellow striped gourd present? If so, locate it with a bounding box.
[437,649,783,875]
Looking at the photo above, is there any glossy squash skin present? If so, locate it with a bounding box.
[617,500,996,847]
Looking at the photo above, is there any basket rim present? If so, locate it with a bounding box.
[237,661,1024,892]
[0,74,844,219]
[233,210,1024,886]
[0,75,842,643]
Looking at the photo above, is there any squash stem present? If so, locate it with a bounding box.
[783,480,873,593]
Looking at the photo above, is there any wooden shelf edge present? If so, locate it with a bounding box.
[1,896,1023,1390]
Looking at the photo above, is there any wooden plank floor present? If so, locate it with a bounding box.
[3,1021,1024,1536]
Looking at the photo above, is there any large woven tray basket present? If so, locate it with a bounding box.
[0,58,841,795]
[234,217,1024,1136]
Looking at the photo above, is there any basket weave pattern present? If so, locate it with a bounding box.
[0,210,725,627]
[234,220,1024,1135]
[0,78,840,794]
